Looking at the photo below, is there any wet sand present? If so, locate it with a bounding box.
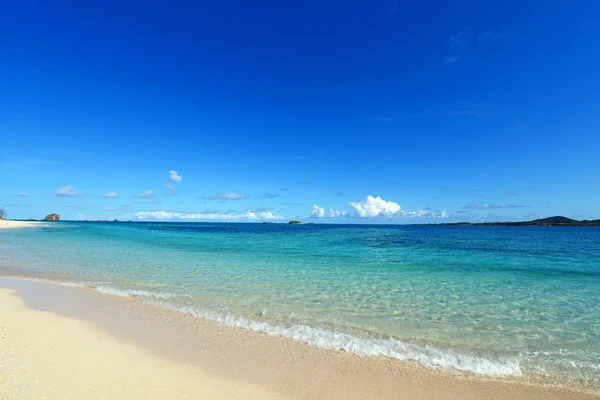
[0,277,597,400]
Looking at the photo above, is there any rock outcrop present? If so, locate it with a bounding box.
[44,213,60,221]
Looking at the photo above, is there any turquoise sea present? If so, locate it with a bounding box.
[1,222,599,393]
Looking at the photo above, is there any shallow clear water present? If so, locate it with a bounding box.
[1,222,599,392]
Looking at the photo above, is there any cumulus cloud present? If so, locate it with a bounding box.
[168,170,182,183]
[258,211,285,220]
[208,193,248,200]
[464,203,526,209]
[165,170,183,196]
[328,208,347,218]
[311,205,325,218]
[54,186,82,197]
[131,210,284,221]
[401,208,449,219]
[311,205,349,219]
[349,196,401,217]
[133,190,155,198]
[15,192,30,197]
[104,192,119,198]
[312,198,448,221]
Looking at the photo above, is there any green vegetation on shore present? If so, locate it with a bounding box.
[440,216,600,227]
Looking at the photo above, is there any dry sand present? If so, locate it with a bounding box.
[0,220,44,229]
[0,287,285,400]
[0,277,598,400]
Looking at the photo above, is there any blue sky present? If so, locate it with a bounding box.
[1,1,599,222]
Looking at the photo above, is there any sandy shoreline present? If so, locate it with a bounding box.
[0,277,597,399]
[0,220,45,229]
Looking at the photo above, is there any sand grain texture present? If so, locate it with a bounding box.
[0,288,285,400]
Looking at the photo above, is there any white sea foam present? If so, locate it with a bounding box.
[129,296,523,377]
[95,285,181,300]
[0,278,525,377]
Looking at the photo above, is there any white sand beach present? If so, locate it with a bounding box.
[0,277,597,400]
[0,220,44,229]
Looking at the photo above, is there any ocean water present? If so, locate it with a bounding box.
[1,222,599,392]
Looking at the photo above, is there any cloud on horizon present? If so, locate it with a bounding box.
[349,196,402,217]
[104,192,119,198]
[14,192,31,197]
[131,210,284,221]
[464,202,527,209]
[311,205,347,219]
[311,196,449,221]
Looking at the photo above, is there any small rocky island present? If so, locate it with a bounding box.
[288,220,302,224]
[44,213,60,221]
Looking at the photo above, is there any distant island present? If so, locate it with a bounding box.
[288,220,302,224]
[439,216,600,227]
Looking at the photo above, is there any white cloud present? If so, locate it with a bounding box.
[55,186,82,197]
[311,205,325,218]
[165,170,183,196]
[131,210,284,221]
[168,170,182,183]
[259,211,285,220]
[310,197,450,222]
[328,208,347,218]
[104,192,119,198]
[133,190,155,198]
[464,203,526,209]
[311,205,349,219]
[208,193,248,200]
[349,196,401,217]
[15,192,30,197]
[402,208,449,219]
